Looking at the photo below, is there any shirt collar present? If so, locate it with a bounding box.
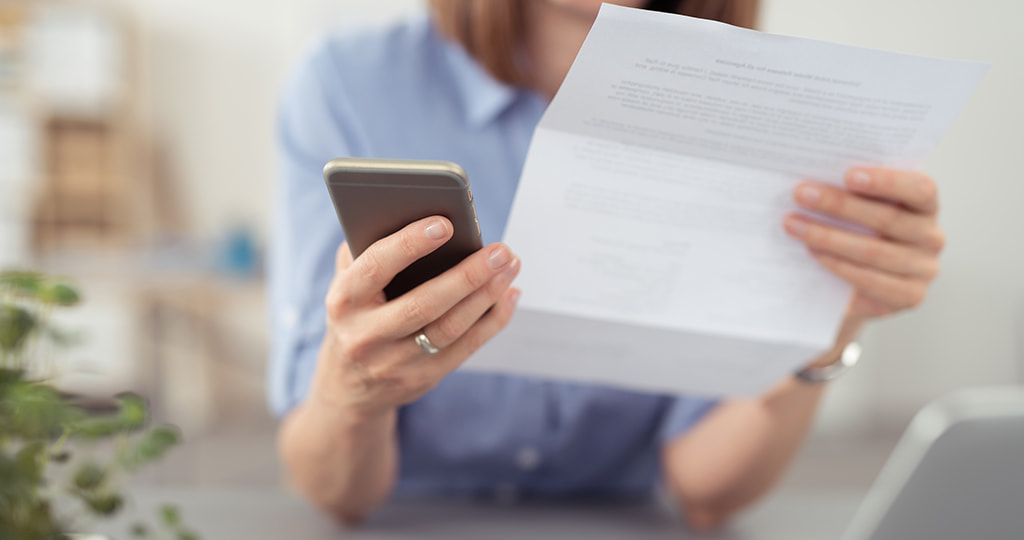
[431,19,520,128]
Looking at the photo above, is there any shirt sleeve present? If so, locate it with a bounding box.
[659,395,721,444]
[266,39,368,418]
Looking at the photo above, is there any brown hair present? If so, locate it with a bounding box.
[429,0,760,86]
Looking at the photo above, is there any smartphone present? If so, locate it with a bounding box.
[323,158,483,300]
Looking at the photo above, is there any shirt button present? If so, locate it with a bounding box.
[494,483,518,505]
[516,446,541,471]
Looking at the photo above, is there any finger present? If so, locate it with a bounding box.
[793,183,945,251]
[850,295,895,319]
[376,243,517,338]
[336,217,453,307]
[811,251,930,311]
[844,168,939,215]
[415,257,521,351]
[325,242,367,320]
[425,286,521,378]
[335,241,355,273]
[784,216,939,279]
[335,287,521,410]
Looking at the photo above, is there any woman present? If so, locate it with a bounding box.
[269,0,944,529]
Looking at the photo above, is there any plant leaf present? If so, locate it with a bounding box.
[37,280,81,306]
[73,462,106,491]
[117,393,149,430]
[0,303,36,352]
[1,381,76,438]
[80,492,124,516]
[160,504,181,527]
[125,426,181,468]
[75,416,125,438]
[0,367,26,389]
[0,270,43,297]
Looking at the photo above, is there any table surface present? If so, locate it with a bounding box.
[97,488,865,540]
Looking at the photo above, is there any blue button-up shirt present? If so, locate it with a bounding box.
[268,12,718,500]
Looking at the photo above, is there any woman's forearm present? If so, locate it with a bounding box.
[277,386,398,524]
[663,375,826,529]
[663,317,865,529]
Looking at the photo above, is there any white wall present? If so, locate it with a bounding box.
[104,0,424,241]
[761,0,1024,430]
[103,0,1021,430]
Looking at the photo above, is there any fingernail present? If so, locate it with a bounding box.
[425,220,448,240]
[785,216,809,237]
[488,246,511,269]
[509,288,521,308]
[849,170,871,188]
[502,257,520,279]
[797,185,821,205]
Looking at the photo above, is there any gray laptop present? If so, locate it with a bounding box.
[842,385,1024,540]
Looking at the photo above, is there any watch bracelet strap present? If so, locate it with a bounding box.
[794,341,862,384]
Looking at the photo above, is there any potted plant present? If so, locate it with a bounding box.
[0,270,199,539]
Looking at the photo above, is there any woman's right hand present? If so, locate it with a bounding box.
[310,216,521,421]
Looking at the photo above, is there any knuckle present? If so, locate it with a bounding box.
[860,241,885,266]
[339,333,375,361]
[460,266,487,291]
[368,361,402,384]
[356,249,385,284]
[434,314,465,344]
[875,204,902,232]
[877,170,897,193]
[827,190,849,216]
[806,224,828,246]
[397,231,421,260]
[401,296,434,327]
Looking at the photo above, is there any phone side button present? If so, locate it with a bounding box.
[467,188,473,202]
[471,203,481,237]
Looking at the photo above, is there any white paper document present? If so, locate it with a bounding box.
[468,5,988,396]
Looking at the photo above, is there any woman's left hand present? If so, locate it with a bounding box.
[783,167,945,322]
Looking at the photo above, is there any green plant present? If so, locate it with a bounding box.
[0,270,200,540]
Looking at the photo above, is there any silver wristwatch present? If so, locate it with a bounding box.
[794,342,861,384]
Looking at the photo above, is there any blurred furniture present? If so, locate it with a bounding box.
[32,114,138,250]
[1,0,163,254]
[25,3,151,252]
[37,246,268,435]
[99,489,861,540]
[135,273,268,432]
